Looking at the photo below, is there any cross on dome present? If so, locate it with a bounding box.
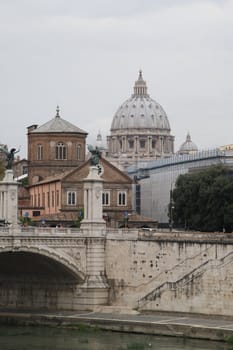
[56,105,60,118]
[186,132,191,142]
[138,69,143,80]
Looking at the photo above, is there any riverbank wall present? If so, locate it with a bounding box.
[0,310,233,343]
[106,231,233,317]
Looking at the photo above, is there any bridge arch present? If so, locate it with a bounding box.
[0,245,85,282]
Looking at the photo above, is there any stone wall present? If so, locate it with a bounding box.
[1,227,233,316]
[105,230,233,316]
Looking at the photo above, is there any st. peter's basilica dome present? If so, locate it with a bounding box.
[106,71,174,170]
[111,71,171,132]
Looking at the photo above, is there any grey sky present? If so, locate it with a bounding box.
[0,0,232,158]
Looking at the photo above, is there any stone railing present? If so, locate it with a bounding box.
[20,226,82,235]
[106,228,139,240]
[0,226,84,236]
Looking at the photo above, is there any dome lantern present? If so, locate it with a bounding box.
[133,70,149,98]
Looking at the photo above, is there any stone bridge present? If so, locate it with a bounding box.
[1,226,233,317]
[2,168,233,316]
[0,226,108,311]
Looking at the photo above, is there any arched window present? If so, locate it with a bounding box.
[56,142,67,160]
[118,191,127,206]
[67,191,76,205]
[56,190,60,206]
[128,140,134,149]
[77,144,81,160]
[102,191,110,206]
[42,193,45,207]
[37,144,43,160]
[140,139,146,149]
[52,191,55,207]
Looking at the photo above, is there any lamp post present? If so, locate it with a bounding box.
[169,183,175,232]
[124,211,129,228]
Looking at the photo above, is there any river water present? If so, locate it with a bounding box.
[0,325,232,350]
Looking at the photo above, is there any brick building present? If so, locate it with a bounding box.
[19,107,157,227]
[27,106,87,185]
[22,157,134,227]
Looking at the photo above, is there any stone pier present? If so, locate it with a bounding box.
[80,165,109,308]
[0,169,18,227]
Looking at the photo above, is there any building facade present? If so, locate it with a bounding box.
[127,149,233,225]
[23,158,134,228]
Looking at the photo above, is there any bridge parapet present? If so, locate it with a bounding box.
[106,228,139,240]
[0,226,106,236]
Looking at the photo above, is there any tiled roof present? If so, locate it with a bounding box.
[33,212,78,222]
[32,107,87,134]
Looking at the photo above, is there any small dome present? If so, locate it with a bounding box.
[178,133,198,154]
[96,131,103,148]
[111,71,170,131]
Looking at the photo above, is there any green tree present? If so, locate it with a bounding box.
[19,176,29,186]
[73,208,84,228]
[0,160,5,180]
[172,165,233,232]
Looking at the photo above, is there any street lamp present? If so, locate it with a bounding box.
[124,211,129,228]
[169,182,175,232]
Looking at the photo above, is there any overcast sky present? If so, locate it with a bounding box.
[0,0,232,158]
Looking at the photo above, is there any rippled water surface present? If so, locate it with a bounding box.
[0,325,232,350]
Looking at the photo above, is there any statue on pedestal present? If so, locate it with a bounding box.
[87,145,102,166]
[0,147,20,170]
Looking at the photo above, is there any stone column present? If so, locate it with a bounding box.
[160,137,163,154]
[113,137,117,154]
[116,136,121,154]
[106,136,110,155]
[148,136,152,154]
[111,137,115,153]
[134,136,138,154]
[80,166,109,309]
[81,166,106,230]
[0,170,18,228]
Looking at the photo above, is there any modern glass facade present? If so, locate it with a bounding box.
[128,149,233,225]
